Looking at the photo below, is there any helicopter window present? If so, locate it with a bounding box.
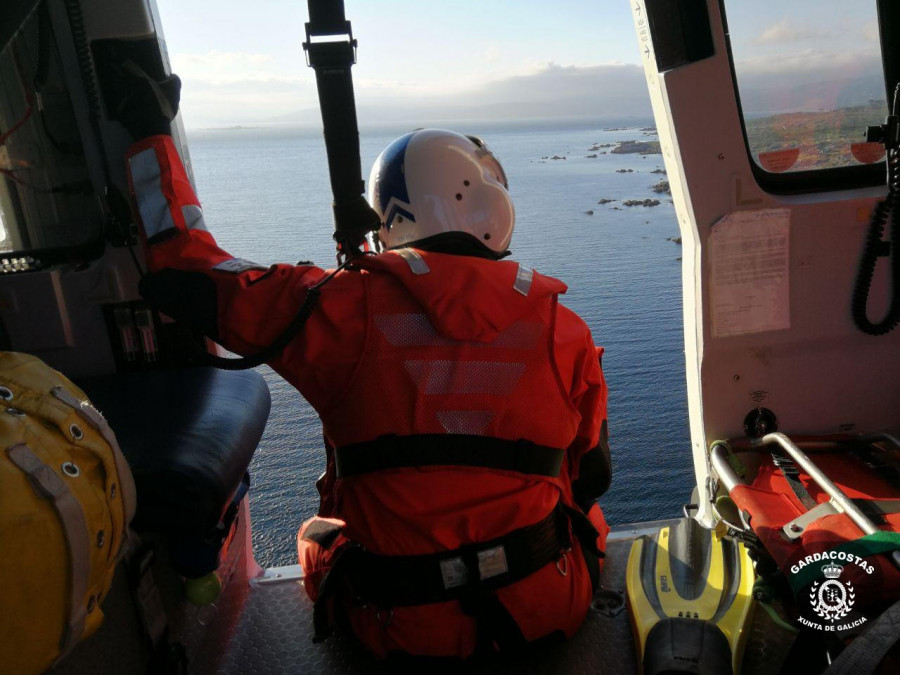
[0,4,104,259]
[722,1,888,181]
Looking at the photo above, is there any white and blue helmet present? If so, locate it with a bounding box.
[368,129,515,255]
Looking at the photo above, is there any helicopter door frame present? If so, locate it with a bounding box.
[631,0,900,525]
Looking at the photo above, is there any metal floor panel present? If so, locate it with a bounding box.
[189,519,795,674]
[189,523,641,674]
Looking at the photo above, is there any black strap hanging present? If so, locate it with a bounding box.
[303,0,380,259]
[770,451,817,510]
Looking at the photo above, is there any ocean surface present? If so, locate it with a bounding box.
[184,119,694,567]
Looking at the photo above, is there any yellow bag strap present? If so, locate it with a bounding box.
[50,385,137,528]
[7,443,91,660]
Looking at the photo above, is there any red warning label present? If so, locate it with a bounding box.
[758,148,800,173]
[850,142,886,164]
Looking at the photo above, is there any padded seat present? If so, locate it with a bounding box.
[79,367,270,538]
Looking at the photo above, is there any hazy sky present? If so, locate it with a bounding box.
[153,0,882,127]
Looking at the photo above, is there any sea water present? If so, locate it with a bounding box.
[185,120,693,567]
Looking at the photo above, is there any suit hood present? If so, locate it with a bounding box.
[357,249,567,343]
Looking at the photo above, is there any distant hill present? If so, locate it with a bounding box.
[269,63,652,127]
[746,100,887,170]
[268,60,887,131]
[737,74,885,116]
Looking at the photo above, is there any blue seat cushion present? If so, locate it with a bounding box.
[79,367,270,538]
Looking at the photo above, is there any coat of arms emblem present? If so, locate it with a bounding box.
[809,562,856,622]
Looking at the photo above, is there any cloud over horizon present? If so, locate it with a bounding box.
[179,61,653,128]
[750,19,836,46]
[175,53,888,129]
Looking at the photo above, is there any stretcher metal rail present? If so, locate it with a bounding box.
[710,432,900,568]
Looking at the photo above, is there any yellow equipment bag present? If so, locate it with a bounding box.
[0,352,136,674]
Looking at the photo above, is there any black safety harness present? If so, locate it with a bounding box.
[334,434,565,478]
[306,434,604,651]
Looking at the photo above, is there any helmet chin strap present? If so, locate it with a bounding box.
[395,232,510,261]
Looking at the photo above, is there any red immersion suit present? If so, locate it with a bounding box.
[126,135,611,658]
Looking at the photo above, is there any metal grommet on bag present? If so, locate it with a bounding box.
[556,550,569,577]
[5,407,25,417]
[376,608,394,626]
[110,483,117,499]
[0,387,13,401]
[69,424,84,441]
[62,462,80,478]
[86,596,96,613]
[197,603,219,627]
[97,530,106,548]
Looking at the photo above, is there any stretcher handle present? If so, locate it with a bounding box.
[709,441,742,493]
[709,435,897,494]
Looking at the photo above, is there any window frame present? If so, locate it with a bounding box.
[719,0,897,195]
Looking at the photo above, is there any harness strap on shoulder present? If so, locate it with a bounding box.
[334,434,564,478]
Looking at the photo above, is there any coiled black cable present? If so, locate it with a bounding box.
[852,85,900,335]
[62,0,101,120]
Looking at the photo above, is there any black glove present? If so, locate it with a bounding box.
[113,60,181,139]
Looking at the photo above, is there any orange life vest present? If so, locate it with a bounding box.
[305,250,607,657]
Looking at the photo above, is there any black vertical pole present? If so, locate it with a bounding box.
[303,0,380,258]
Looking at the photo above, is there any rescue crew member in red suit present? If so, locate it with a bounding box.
[118,68,611,659]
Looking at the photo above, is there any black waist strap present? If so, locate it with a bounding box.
[334,434,564,478]
[344,505,570,607]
